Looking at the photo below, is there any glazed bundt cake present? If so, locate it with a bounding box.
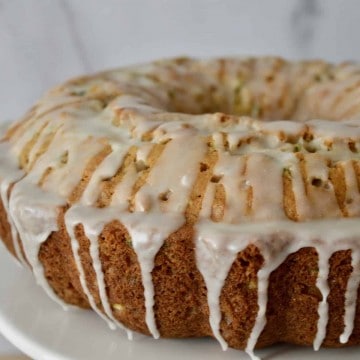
[1,57,360,359]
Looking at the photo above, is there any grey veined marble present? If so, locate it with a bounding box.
[0,0,360,121]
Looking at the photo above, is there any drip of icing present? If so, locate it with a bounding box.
[0,179,25,264]
[244,235,296,360]
[196,225,248,350]
[120,211,184,339]
[65,210,115,325]
[0,142,26,264]
[1,58,360,360]
[313,250,331,351]
[8,180,68,308]
[64,206,133,339]
[245,265,270,360]
[0,123,26,264]
[68,143,136,338]
[340,249,360,344]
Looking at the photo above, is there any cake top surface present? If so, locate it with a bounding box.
[3,56,360,225]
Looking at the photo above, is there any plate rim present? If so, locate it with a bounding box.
[0,242,360,360]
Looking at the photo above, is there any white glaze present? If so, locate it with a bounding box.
[0,143,25,264]
[64,205,133,339]
[65,208,116,326]
[120,211,184,339]
[313,249,331,351]
[134,134,207,213]
[0,179,24,263]
[341,249,360,344]
[196,228,243,350]
[9,180,68,309]
[80,145,128,206]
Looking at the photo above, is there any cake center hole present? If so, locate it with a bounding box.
[159,61,345,121]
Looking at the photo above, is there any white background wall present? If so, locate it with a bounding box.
[1,0,360,122]
[0,0,360,355]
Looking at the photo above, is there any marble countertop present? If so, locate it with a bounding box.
[1,0,360,123]
[0,0,360,358]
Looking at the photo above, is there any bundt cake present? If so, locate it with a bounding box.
[1,57,360,360]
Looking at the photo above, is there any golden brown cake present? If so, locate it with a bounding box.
[1,57,360,360]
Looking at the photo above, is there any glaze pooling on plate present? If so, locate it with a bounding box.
[1,57,360,360]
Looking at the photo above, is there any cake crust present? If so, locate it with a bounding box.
[1,204,359,349]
